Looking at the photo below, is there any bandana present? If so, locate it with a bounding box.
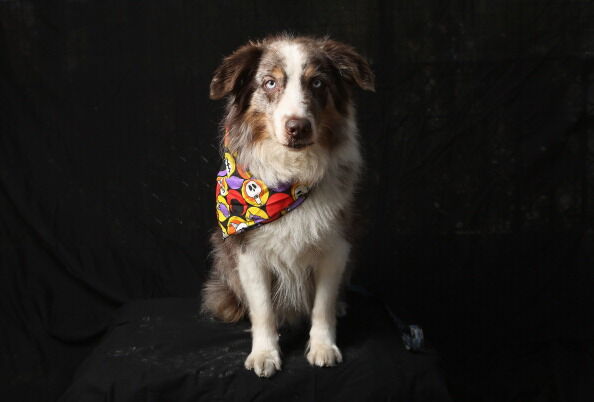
[215,139,310,238]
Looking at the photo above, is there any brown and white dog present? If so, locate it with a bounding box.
[202,34,374,377]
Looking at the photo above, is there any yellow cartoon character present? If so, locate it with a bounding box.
[216,176,229,196]
[223,152,236,177]
[216,195,230,222]
[245,207,269,225]
[291,184,309,200]
[241,179,269,206]
[227,216,248,235]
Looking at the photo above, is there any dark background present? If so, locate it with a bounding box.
[1,1,593,401]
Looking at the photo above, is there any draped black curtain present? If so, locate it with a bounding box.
[1,1,593,401]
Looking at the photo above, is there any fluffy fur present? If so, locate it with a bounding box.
[202,34,374,377]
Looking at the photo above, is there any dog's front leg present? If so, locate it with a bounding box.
[237,251,281,377]
[307,237,349,367]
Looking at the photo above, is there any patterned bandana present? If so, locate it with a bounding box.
[215,138,310,238]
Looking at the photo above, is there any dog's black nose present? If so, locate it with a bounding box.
[285,118,312,139]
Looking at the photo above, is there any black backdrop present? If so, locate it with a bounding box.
[1,1,593,401]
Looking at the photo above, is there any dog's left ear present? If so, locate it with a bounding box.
[321,39,375,92]
[210,41,263,100]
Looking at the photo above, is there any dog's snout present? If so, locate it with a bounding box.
[285,118,312,139]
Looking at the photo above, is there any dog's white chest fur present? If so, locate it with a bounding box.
[245,141,360,319]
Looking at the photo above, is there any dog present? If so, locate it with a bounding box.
[202,34,374,377]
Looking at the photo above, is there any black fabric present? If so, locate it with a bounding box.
[1,1,594,401]
[59,293,450,402]
[447,339,594,402]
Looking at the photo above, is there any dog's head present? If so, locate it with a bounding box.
[210,35,374,154]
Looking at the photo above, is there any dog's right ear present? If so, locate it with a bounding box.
[321,39,375,92]
[210,42,263,100]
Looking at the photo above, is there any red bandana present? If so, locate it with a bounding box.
[215,142,310,238]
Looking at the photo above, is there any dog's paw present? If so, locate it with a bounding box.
[245,349,281,377]
[306,342,343,367]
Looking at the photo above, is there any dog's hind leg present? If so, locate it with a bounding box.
[202,233,248,322]
[306,236,349,367]
[201,273,246,323]
[237,251,282,377]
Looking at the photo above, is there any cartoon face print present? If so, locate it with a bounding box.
[291,184,309,200]
[216,195,230,221]
[227,216,248,235]
[223,152,236,177]
[216,177,229,196]
[245,206,269,224]
[241,179,269,206]
[246,181,261,203]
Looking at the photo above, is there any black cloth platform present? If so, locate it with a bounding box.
[59,293,451,402]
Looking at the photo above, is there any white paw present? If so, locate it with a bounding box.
[306,342,343,367]
[245,349,282,377]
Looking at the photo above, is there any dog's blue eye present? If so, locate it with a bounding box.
[264,79,276,90]
[312,79,323,89]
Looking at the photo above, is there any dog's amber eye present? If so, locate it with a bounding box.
[264,79,277,90]
[311,79,323,89]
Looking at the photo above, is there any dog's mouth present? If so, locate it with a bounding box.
[286,140,314,150]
